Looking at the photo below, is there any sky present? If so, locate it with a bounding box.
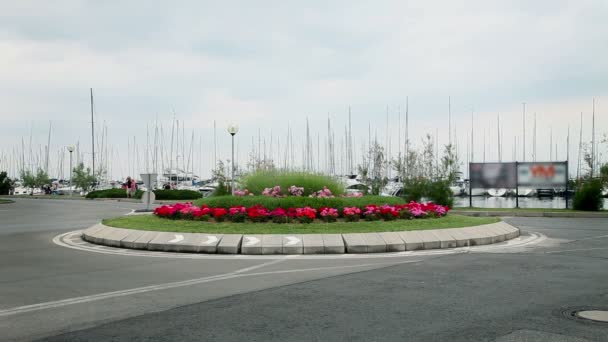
[1,0,607,180]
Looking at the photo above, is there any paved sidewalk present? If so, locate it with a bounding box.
[82,221,520,255]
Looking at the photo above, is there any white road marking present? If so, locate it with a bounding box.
[0,259,415,317]
[284,236,300,246]
[203,236,218,245]
[545,247,608,254]
[53,231,544,260]
[244,236,260,246]
[168,234,184,243]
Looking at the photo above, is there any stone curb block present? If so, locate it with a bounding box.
[83,221,521,254]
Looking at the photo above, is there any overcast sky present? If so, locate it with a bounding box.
[1,0,606,179]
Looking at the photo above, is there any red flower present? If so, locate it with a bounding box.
[212,208,228,218]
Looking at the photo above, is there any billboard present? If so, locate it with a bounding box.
[517,162,567,187]
[469,162,517,189]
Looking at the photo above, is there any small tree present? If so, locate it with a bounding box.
[573,179,603,211]
[0,171,13,195]
[72,163,96,192]
[600,162,608,186]
[211,160,229,196]
[20,168,49,194]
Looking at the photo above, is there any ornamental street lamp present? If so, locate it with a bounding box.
[226,123,239,195]
[67,146,74,197]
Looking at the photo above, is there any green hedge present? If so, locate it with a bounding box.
[239,170,344,196]
[573,179,603,211]
[153,189,202,200]
[86,188,201,200]
[86,188,143,199]
[196,195,405,211]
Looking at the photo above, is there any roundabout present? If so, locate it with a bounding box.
[2,198,606,341]
[79,220,521,255]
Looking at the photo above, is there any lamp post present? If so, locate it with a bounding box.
[67,146,74,197]
[226,123,239,195]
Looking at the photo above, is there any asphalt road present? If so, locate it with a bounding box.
[0,198,607,341]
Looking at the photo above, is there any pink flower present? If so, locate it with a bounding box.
[320,207,339,218]
[288,185,304,196]
[343,207,361,216]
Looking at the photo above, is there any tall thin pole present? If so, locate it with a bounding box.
[522,102,526,161]
[470,109,474,162]
[231,133,235,195]
[448,96,452,146]
[405,96,409,177]
[90,88,95,181]
[591,98,595,177]
[577,112,583,180]
[550,126,553,160]
[533,113,537,162]
[69,151,73,197]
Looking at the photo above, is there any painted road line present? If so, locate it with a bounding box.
[0,259,416,317]
[55,230,544,260]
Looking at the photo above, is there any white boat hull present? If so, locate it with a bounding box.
[487,188,507,197]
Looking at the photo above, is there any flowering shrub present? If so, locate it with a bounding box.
[295,206,317,224]
[269,207,289,224]
[309,186,334,198]
[153,201,449,224]
[342,192,363,198]
[234,189,253,196]
[342,206,361,222]
[228,206,247,222]
[262,186,282,197]
[212,208,228,222]
[363,205,381,221]
[288,185,304,197]
[379,204,400,221]
[247,204,270,222]
[319,207,339,222]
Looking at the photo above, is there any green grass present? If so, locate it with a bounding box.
[196,195,405,211]
[0,198,14,204]
[240,170,344,196]
[103,214,499,234]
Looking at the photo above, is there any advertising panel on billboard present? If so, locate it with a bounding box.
[469,162,517,189]
[517,162,567,187]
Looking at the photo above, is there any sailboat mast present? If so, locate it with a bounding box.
[470,110,474,162]
[591,98,595,177]
[522,102,526,161]
[577,112,583,180]
[448,96,451,146]
[90,88,95,179]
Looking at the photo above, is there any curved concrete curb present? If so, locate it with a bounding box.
[82,221,520,255]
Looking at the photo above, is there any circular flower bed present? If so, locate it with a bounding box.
[154,201,450,224]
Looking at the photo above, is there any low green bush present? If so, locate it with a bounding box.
[86,188,143,199]
[196,195,405,211]
[402,178,454,207]
[86,188,201,200]
[153,189,202,200]
[573,179,603,211]
[239,170,344,196]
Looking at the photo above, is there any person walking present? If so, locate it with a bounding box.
[126,176,133,198]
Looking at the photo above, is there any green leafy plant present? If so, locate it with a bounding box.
[240,170,344,196]
[0,171,13,195]
[20,168,50,194]
[573,179,604,211]
[72,163,97,192]
[196,195,405,211]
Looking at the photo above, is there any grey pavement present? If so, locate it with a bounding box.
[0,198,607,341]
